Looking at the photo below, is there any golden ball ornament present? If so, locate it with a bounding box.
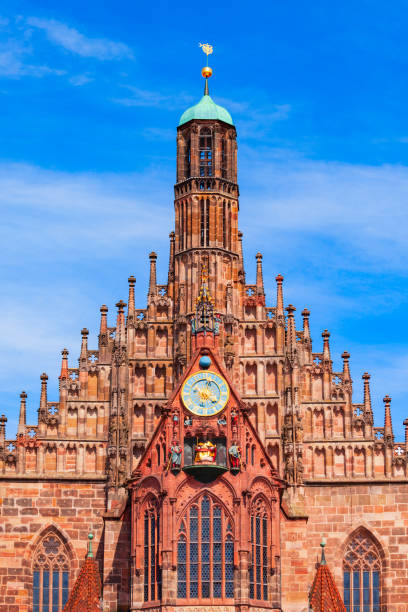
[201,66,213,78]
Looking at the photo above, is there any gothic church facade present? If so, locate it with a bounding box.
[0,68,407,612]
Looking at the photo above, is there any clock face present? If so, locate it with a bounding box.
[181,370,229,416]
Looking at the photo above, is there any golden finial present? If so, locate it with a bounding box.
[199,42,213,81]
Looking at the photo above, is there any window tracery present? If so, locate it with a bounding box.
[32,532,69,612]
[177,494,234,601]
[249,497,269,601]
[343,529,382,612]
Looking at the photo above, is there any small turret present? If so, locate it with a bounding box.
[127,276,136,322]
[0,414,6,445]
[148,252,157,297]
[341,351,351,382]
[238,231,245,284]
[168,232,175,294]
[301,308,311,343]
[98,305,108,360]
[38,373,48,433]
[383,395,393,444]
[285,305,296,351]
[322,330,331,362]
[40,373,48,409]
[115,300,127,344]
[59,348,69,380]
[79,328,89,369]
[255,252,265,296]
[276,274,284,318]
[362,373,373,424]
[18,391,27,435]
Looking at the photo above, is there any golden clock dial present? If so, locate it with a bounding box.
[181,370,229,416]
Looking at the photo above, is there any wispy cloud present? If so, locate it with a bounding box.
[69,72,93,86]
[0,39,65,77]
[240,149,408,272]
[113,85,193,109]
[27,17,133,60]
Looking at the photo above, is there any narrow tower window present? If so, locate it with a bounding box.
[206,198,210,246]
[223,200,226,248]
[221,138,227,179]
[180,201,184,250]
[227,202,231,251]
[200,200,205,246]
[199,128,213,177]
[184,139,191,178]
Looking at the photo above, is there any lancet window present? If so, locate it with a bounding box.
[184,138,191,178]
[221,138,227,178]
[143,500,161,602]
[222,200,227,247]
[249,497,269,601]
[199,128,213,177]
[343,529,382,612]
[32,532,69,612]
[200,198,210,247]
[177,494,234,601]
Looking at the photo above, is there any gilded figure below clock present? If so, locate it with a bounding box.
[181,370,229,416]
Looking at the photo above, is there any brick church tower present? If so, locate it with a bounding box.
[1,51,408,612]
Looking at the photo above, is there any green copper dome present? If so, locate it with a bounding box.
[179,94,234,126]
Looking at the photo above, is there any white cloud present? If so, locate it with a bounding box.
[0,40,65,77]
[69,72,93,86]
[27,17,133,60]
[239,149,408,271]
[113,85,193,109]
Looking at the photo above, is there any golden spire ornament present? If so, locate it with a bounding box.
[199,42,213,84]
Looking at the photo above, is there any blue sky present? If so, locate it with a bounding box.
[1,1,408,440]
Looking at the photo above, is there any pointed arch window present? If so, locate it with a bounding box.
[221,138,227,179]
[249,498,269,601]
[343,530,382,612]
[33,532,69,612]
[143,500,161,602]
[184,138,191,178]
[199,128,213,177]
[200,199,205,246]
[177,494,234,601]
[222,200,227,248]
[206,198,210,246]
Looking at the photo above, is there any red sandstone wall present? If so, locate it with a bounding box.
[0,480,105,612]
[280,483,408,612]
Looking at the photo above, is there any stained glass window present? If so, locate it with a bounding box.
[143,502,161,602]
[177,494,234,601]
[249,498,269,601]
[343,530,382,612]
[32,532,69,612]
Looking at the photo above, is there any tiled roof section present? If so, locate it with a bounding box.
[309,543,346,612]
[63,553,101,612]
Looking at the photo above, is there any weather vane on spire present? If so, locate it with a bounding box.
[199,43,213,94]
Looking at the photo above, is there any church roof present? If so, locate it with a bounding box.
[309,542,346,612]
[179,94,234,126]
[63,534,101,612]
